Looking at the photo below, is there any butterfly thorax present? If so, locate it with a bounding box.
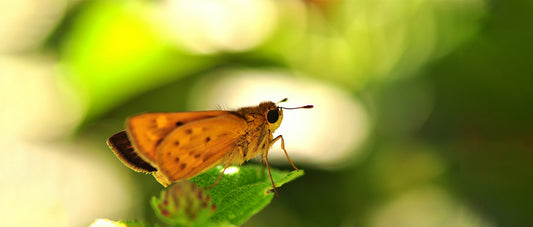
[229,101,282,162]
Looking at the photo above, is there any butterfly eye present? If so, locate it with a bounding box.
[267,110,279,124]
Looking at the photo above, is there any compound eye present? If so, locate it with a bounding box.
[267,110,279,123]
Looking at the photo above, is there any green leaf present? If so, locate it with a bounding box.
[187,164,304,226]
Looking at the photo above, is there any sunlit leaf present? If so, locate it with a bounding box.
[187,164,304,226]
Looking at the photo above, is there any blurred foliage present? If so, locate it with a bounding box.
[53,0,484,121]
[420,1,533,224]
[58,1,216,121]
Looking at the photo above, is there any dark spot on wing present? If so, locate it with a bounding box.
[186,129,193,134]
[206,137,211,142]
[202,153,214,162]
[180,163,187,170]
[176,121,184,126]
[156,138,163,146]
[194,154,201,159]
[175,157,180,163]
[262,143,266,149]
[174,140,180,146]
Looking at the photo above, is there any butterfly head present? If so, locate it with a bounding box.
[262,98,314,132]
[258,101,284,132]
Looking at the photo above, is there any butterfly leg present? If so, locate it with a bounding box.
[272,135,299,170]
[263,147,280,197]
[208,149,237,189]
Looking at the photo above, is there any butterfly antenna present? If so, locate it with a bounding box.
[277,98,288,104]
[281,104,314,110]
[276,98,313,109]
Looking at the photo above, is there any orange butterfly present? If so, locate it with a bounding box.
[107,98,313,195]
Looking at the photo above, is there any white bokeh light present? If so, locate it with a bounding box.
[0,0,66,53]
[0,140,137,227]
[155,0,278,54]
[223,166,240,175]
[0,56,135,227]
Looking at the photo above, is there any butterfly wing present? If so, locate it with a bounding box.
[107,130,157,173]
[126,111,229,165]
[155,113,248,182]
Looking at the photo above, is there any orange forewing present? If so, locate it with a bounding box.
[126,111,228,165]
[155,114,247,182]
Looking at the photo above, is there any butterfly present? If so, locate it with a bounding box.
[107,98,313,196]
